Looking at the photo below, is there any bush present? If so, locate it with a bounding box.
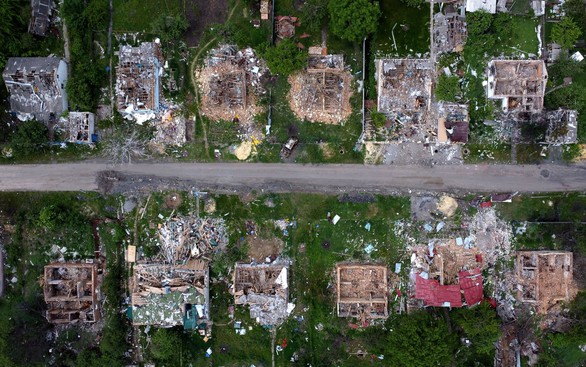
[435,74,461,102]
[10,120,47,157]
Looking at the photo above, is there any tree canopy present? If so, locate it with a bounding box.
[328,0,381,42]
[435,74,461,102]
[262,39,307,76]
[10,120,47,157]
[552,17,582,49]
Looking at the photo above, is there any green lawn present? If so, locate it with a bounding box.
[372,0,430,56]
[113,0,184,32]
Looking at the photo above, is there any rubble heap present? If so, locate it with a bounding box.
[515,251,577,314]
[157,216,228,263]
[375,59,434,142]
[152,108,186,147]
[197,45,268,140]
[545,109,578,144]
[433,4,467,54]
[232,263,290,326]
[43,262,102,324]
[288,54,352,124]
[130,260,210,329]
[336,263,388,320]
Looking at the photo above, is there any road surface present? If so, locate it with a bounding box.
[1,162,586,194]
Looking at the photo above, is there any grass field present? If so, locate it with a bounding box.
[113,0,184,32]
[372,0,430,56]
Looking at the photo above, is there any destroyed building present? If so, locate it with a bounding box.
[2,57,68,122]
[466,0,497,13]
[437,103,469,143]
[411,241,484,308]
[197,45,267,136]
[275,16,297,39]
[433,4,467,54]
[43,262,102,324]
[29,0,55,36]
[57,112,95,144]
[515,251,576,314]
[233,263,291,326]
[130,261,210,331]
[288,54,352,124]
[336,264,388,320]
[544,109,578,144]
[115,42,163,124]
[487,60,548,113]
[375,59,433,141]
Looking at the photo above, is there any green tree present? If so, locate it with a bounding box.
[301,0,329,34]
[385,311,458,367]
[466,11,493,36]
[563,0,586,33]
[150,328,183,363]
[10,120,48,157]
[435,74,461,102]
[552,17,582,49]
[400,0,425,7]
[262,39,307,76]
[151,14,189,43]
[548,53,585,85]
[452,302,501,365]
[328,0,381,42]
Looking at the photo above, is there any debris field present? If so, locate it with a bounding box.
[157,216,228,263]
[288,54,352,124]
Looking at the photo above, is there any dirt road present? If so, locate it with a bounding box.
[1,162,585,194]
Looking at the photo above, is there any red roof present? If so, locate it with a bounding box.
[458,268,484,306]
[415,275,463,307]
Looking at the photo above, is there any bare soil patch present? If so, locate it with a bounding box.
[185,0,229,47]
[247,235,284,261]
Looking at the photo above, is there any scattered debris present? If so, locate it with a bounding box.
[544,109,578,145]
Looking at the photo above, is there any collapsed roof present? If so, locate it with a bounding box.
[130,261,210,329]
[57,112,95,144]
[29,0,55,36]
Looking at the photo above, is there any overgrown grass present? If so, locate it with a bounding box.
[372,0,430,56]
[112,0,184,32]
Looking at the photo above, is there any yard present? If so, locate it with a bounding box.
[112,0,184,32]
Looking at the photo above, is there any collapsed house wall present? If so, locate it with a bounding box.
[2,57,68,122]
[515,251,576,314]
[43,262,101,324]
[336,263,388,319]
[233,263,290,326]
